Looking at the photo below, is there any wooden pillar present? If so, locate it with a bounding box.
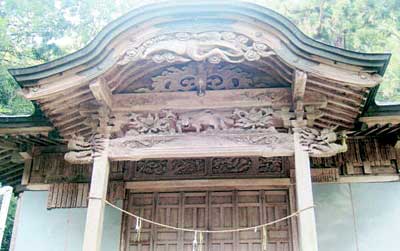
[294,131,318,251]
[82,134,110,251]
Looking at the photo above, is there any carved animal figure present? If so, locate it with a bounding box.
[64,134,105,164]
[296,127,347,157]
[176,110,232,133]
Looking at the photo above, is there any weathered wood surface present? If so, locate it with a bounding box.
[124,156,290,180]
[27,136,400,187]
[293,131,318,251]
[108,88,326,112]
[46,181,125,209]
[311,138,399,175]
[125,190,293,251]
[125,178,291,192]
[290,168,339,183]
[29,153,123,183]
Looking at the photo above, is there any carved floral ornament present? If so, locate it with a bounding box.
[117,32,275,66]
[118,108,276,135]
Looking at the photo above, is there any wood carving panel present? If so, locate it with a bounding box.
[126,62,289,94]
[211,157,253,174]
[29,153,123,184]
[118,32,275,66]
[125,156,289,180]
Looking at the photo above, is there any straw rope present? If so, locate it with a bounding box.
[105,199,314,233]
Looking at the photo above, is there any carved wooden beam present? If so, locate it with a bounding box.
[89,78,112,109]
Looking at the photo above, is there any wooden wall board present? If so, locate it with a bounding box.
[46,181,125,209]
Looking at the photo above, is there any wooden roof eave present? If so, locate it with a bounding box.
[8,1,390,87]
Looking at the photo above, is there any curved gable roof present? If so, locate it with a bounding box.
[9,1,391,86]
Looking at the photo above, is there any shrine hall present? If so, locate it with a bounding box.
[1,1,400,251]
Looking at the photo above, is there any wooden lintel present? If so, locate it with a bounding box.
[126,178,290,192]
[108,132,294,161]
[89,77,112,108]
[107,88,325,113]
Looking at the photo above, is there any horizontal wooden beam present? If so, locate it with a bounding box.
[126,178,291,192]
[360,116,400,127]
[109,131,294,161]
[108,88,327,112]
[0,126,53,136]
[338,175,400,183]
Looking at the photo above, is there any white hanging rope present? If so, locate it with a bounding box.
[135,217,142,242]
[105,199,314,233]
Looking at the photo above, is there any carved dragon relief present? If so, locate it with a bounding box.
[64,134,106,164]
[117,32,275,66]
[294,127,348,157]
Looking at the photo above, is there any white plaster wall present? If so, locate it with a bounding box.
[314,182,400,251]
[12,191,122,251]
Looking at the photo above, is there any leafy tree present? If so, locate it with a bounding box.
[0,194,16,251]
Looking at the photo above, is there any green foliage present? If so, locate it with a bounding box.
[0,194,16,251]
[272,0,400,103]
[0,0,399,116]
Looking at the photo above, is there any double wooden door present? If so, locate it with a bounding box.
[124,190,293,251]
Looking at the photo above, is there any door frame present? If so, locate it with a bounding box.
[121,178,299,251]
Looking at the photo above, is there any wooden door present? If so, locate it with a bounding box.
[125,190,293,251]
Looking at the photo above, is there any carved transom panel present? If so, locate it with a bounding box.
[115,108,279,136]
[128,156,288,180]
[126,62,289,93]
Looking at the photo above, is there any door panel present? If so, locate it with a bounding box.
[126,190,292,251]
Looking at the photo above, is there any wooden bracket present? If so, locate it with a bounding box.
[89,77,112,109]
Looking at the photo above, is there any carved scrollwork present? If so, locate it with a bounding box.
[259,157,283,173]
[136,160,168,175]
[118,32,275,66]
[171,159,206,175]
[150,63,255,92]
[120,138,174,149]
[211,157,253,174]
[225,127,291,146]
[294,127,347,157]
